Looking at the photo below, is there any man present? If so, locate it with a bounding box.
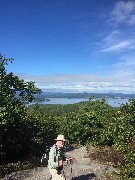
[48,134,72,180]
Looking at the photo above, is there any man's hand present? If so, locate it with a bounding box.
[58,160,63,167]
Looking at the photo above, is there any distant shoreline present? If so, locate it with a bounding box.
[34,92,135,100]
[28,97,130,108]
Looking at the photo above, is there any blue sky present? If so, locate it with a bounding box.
[1,0,135,93]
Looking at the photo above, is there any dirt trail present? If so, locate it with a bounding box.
[1,146,120,180]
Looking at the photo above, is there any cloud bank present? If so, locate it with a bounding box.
[18,57,135,93]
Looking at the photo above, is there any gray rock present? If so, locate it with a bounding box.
[1,146,120,180]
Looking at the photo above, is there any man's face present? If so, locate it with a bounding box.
[56,140,65,148]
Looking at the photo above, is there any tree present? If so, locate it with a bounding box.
[0,53,41,161]
[0,53,41,106]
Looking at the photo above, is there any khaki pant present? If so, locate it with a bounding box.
[48,166,65,180]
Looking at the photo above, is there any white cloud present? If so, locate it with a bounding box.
[98,28,135,53]
[113,55,135,78]
[111,1,135,25]
[103,30,120,43]
[17,70,135,93]
[130,14,135,24]
[100,40,132,52]
[97,2,135,53]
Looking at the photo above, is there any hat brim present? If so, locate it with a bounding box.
[55,139,66,141]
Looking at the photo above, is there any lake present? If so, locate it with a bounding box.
[29,98,130,107]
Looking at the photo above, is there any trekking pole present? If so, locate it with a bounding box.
[62,164,66,180]
[67,157,74,180]
[70,158,74,180]
[62,170,66,180]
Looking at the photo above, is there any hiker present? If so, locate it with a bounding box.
[48,134,72,180]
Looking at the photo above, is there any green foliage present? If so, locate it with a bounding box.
[27,104,59,153]
[0,53,41,162]
[0,53,41,104]
[114,100,135,179]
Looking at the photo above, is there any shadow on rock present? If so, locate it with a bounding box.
[65,145,79,152]
[73,173,96,180]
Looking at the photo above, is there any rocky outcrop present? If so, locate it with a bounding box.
[1,146,120,180]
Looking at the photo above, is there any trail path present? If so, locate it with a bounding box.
[2,146,119,180]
